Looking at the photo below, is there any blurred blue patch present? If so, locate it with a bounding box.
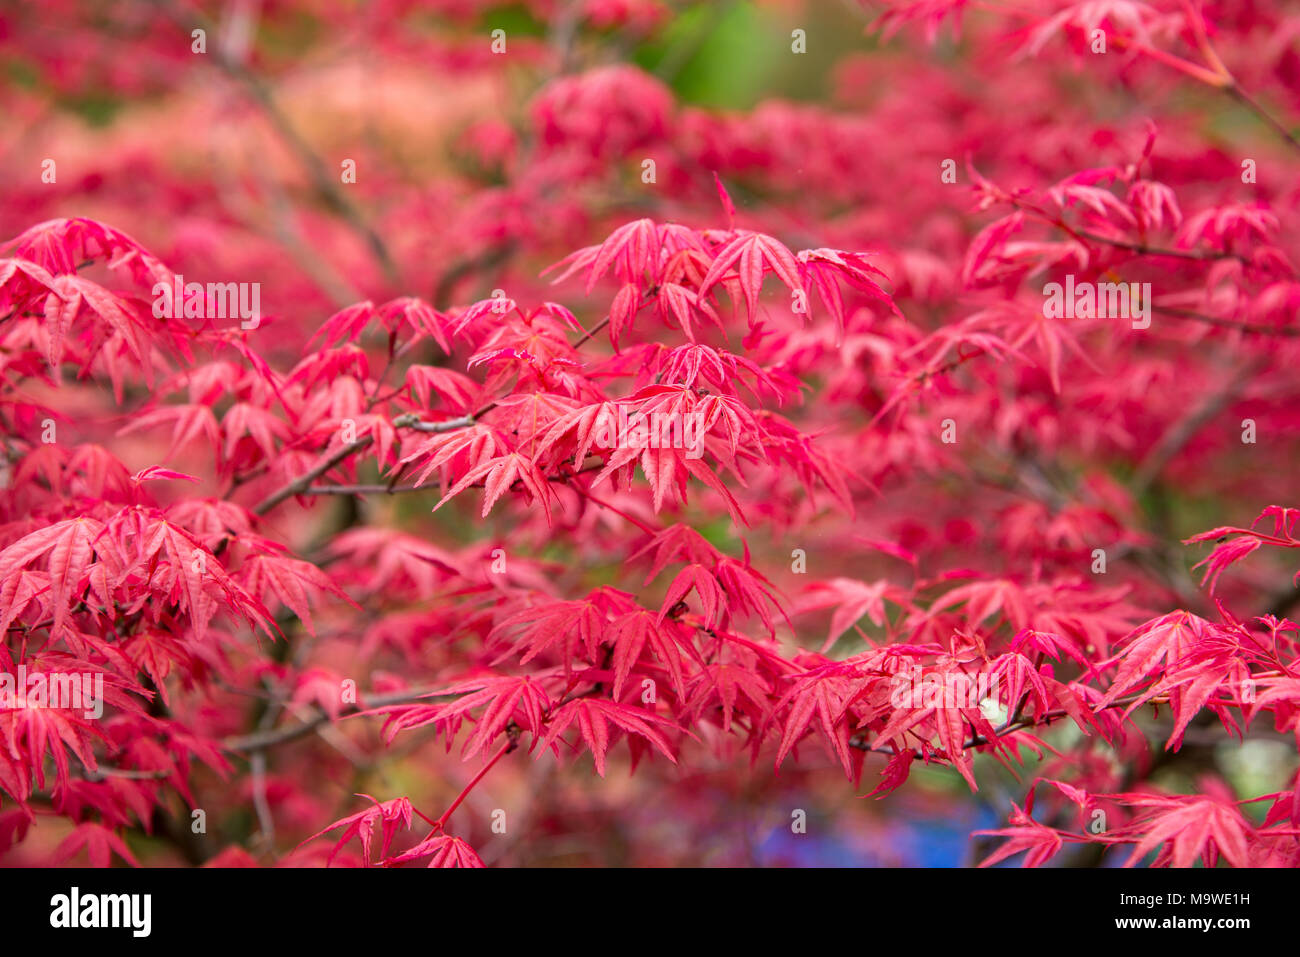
[755,803,1001,867]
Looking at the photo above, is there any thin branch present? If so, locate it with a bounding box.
[1073,229,1247,264]
[570,314,611,350]
[152,0,398,282]
[435,739,514,829]
[252,436,374,516]
[249,750,276,849]
[250,415,477,515]
[1224,83,1300,155]
[1156,305,1300,337]
[222,685,462,753]
[302,483,425,495]
[852,688,1159,760]
[80,766,172,782]
[401,415,476,433]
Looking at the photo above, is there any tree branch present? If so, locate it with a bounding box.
[222,685,462,753]
[250,415,477,515]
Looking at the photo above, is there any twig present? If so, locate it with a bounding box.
[1156,305,1300,337]
[150,0,398,283]
[222,685,462,753]
[1224,83,1300,155]
[250,415,477,515]
[252,436,374,516]
[1073,229,1247,264]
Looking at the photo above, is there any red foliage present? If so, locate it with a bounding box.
[1,0,1299,868]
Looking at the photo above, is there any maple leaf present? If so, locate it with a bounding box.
[1176,203,1279,252]
[377,297,452,353]
[0,690,112,793]
[539,698,678,776]
[328,528,463,596]
[1113,794,1251,869]
[631,523,724,584]
[140,518,275,640]
[545,218,660,293]
[490,599,605,671]
[1094,611,1219,707]
[1127,179,1182,232]
[0,569,46,637]
[164,498,254,550]
[687,662,773,734]
[1184,507,1300,592]
[0,748,31,804]
[400,423,502,494]
[307,301,376,349]
[698,230,804,326]
[928,578,1033,632]
[657,563,727,630]
[975,803,1070,868]
[713,554,787,636]
[383,833,485,868]
[606,608,693,699]
[121,629,194,706]
[867,749,915,799]
[712,172,738,229]
[656,343,782,400]
[532,400,622,469]
[0,517,103,633]
[422,674,552,760]
[0,257,58,315]
[654,282,722,342]
[131,466,199,485]
[300,795,415,867]
[42,274,150,373]
[771,666,865,778]
[796,248,899,339]
[961,211,1024,288]
[872,676,985,791]
[7,217,172,289]
[404,365,480,414]
[450,294,521,336]
[432,450,558,525]
[798,578,897,652]
[606,281,643,349]
[50,823,139,868]
[221,403,289,463]
[240,547,357,636]
[987,652,1051,724]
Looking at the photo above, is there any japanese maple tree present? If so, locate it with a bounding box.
[1,0,1298,868]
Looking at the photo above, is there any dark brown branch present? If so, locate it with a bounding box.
[1156,305,1300,337]
[1073,229,1247,264]
[250,415,477,515]
[252,436,374,516]
[851,688,1161,760]
[223,686,462,753]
